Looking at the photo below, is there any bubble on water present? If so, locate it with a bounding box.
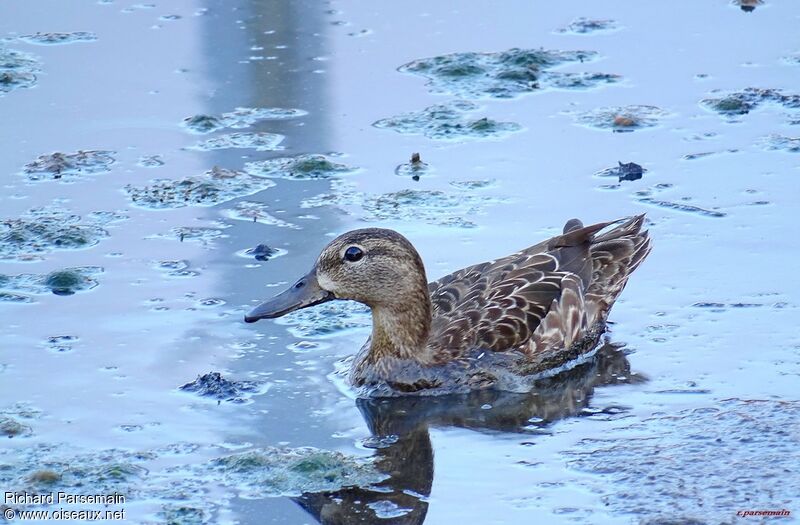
[303,179,505,228]
[244,154,356,180]
[400,47,619,99]
[374,101,521,140]
[1,206,112,261]
[189,132,284,152]
[555,18,620,35]
[276,300,371,338]
[573,105,668,131]
[701,87,800,119]
[0,45,40,95]
[222,201,300,229]
[761,134,800,153]
[565,398,800,523]
[126,166,276,209]
[22,150,116,182]
[182,106,307,134]
[18,32,97,45]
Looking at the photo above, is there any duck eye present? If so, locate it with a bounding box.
[343,246,364,262]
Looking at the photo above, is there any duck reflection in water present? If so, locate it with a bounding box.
[293,342,645,524]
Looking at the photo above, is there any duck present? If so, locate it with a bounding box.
[245,215,651,396]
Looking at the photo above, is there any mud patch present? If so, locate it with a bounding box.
[555,18,619,35]
[566,399,800,523]
[701,87,800,118]
[399,48,619,99]
[125,166,276,209]
[22,150,116,182]
[244,154,356,180]
[19,32,97,45]
[221,201,299,229]
[179,372,265,403]
[189,132,284,152]
[276,301,371,338]
[182,106,307,134]
[573,105,668,131]
[373,101,521,141]
[203,446,385,498]
[303,180,505,228]
[0,45,39,95]
[0,266,102,298]
[1,207,114,261]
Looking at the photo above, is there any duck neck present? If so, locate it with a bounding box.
[368,288,433,364]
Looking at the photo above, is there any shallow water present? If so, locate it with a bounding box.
[1,1,799,524]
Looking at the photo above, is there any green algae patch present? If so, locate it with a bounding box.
[189,132,284,152]
[22,150,116,182]
[574,105,668,131]
[182,106,307,134]
[244,154,356,180]
[0,417,32,438]
[374,101,521,141]
[556,18,619,35]
[0,266,102,299]
[761,134,800,153]
[207,447,386,498]
[0,45,39,95]
[701,87,800,118]
[1,207,114,261]
[125,166,276,209]
[19,32,97,45]
[399,48,619,99]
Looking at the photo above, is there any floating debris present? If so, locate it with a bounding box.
[44,335,79,353]
[556,18,619,35]
[395,152,429,181]
[179,372,264,403]
[761,134,800,153]
[595,161,646,182]
[567,399,800,523]
[701,87,800,118]
[125,166,276,209]
[399,47,619,99]
[137,154,165,168]
[733,0,764,12]
[1,207,111,261]
[374,101,521,140]
[0,266,102,298]
[22,150,116,182]
[0,45,39,95]
[189,132,284,152]
[574,105,668,131]
[182,107,307,134]
[277,301,371,338]
[222,201,299,229]
[18,32,97,45]
[205,446,385,498]
[244,153,356,180]
[245,244,279,261]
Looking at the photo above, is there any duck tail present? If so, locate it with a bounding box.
[584,214,652,327]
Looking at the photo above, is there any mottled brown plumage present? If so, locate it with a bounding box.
[245,215,651,396]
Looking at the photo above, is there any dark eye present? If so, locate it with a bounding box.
[344,246,364,262]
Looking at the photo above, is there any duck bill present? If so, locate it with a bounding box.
[244,269,334,323]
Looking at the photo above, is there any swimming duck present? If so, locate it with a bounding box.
[245,215,651,396]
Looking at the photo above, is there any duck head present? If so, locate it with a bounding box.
[245,228,430,323]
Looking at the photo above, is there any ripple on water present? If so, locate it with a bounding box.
[182,106,307,134]
[565,399,800,523]
[555,17,620,35]
[1,207,113,261]
[573,105,668,131]
[399,47,619,99]
[302,179,506,228]
[125,166,276,209]
[374,101,521,141]
[244,153,356,180]
[18,32,98,45]
[22,150,116,182]
[0,45,39,95]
